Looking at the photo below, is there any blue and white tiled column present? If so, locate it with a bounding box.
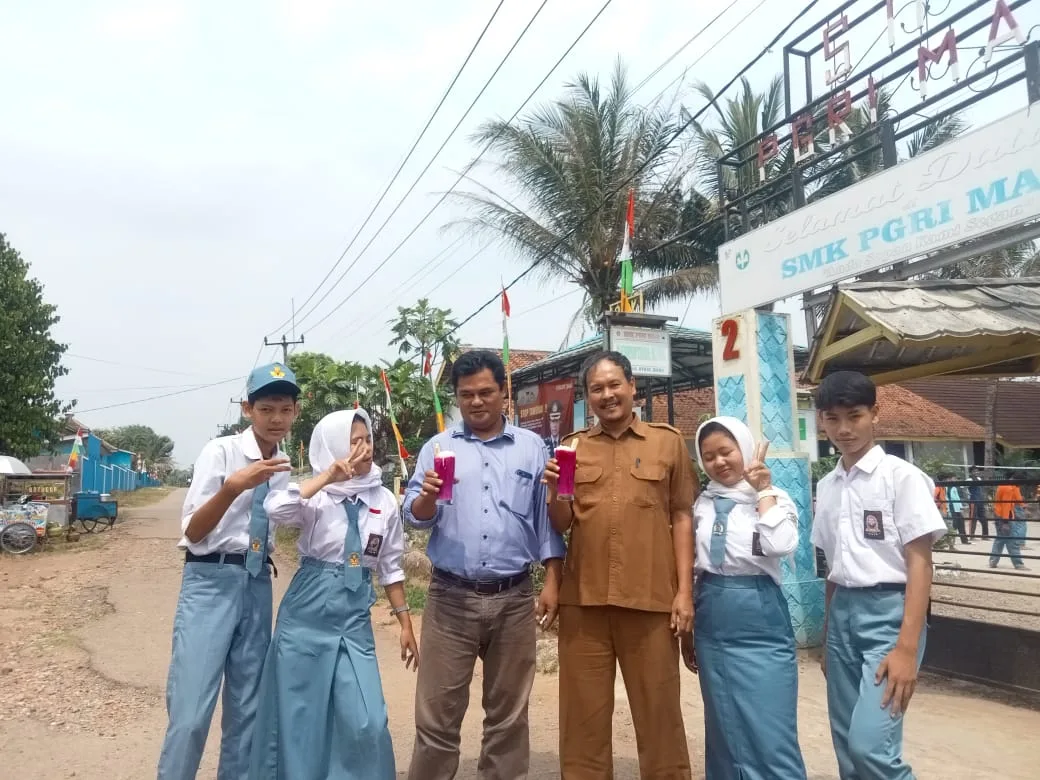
[712,309,823,647]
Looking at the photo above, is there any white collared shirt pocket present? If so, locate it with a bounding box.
[857,497,896,545]
[360,506,388,569]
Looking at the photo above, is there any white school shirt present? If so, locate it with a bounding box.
[179,428,289,555]
[811,445,947,588]
[264,483,405,586]
[693,491,799,585]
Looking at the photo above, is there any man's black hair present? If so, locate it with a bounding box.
[247,384,299,405]
[580,350,634,391]
[697,421,737,450]
[451,349,506,390]
[814,370,877,411]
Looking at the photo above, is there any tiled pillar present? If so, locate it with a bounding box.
[712,309,823,647]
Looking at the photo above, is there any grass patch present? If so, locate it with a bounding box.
[112,486,173,508]
[405,581,427,613]
[275,526,301,566]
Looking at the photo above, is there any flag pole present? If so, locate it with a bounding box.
[501,281,513,423]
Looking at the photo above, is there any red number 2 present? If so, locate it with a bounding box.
[721,318,740,360]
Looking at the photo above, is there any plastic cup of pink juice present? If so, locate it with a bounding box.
[555,445,577,501]
[434,450,456,504]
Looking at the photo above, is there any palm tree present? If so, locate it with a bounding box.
[451,61,714,321]
[687,75,788,205]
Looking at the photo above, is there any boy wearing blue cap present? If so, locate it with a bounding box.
[157,363,300,780]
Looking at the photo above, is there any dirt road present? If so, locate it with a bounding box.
[1,489,1037,779]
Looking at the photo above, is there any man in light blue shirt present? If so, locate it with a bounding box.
[404,349,565,780]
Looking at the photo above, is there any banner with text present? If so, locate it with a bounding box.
[718,106,1040,313]
[516,379,576,455]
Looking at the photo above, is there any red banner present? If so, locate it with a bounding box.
[516,378,576,458]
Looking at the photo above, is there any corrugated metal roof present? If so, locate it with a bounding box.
[805,279,1040,383]
[842,278,1040,340]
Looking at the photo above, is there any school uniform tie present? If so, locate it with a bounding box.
[710,496,737,567]
[245,481,270,577]
[342,500,364,591]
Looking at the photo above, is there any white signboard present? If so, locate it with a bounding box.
[718,106,1040,314]
[609,326,672,377]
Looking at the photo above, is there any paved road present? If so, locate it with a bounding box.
[1,489,1037,778]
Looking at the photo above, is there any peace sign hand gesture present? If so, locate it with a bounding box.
[743,440,772,491]
[326,439,371,483]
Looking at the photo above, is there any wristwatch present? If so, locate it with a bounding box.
[390,604,410,616]
[757,488,781,501]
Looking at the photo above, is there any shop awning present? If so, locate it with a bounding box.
[803,278,1040,384]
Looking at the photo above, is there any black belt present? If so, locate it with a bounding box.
[433,567,529,595]
[841,582,906,592]
[185,551,278,577]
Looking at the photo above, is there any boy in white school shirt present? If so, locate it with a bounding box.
[811,371,946,780]
[156,362,299,780]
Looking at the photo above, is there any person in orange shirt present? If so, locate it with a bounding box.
[989,477,1026,570]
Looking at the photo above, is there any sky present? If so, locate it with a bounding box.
[1,0,1037,464]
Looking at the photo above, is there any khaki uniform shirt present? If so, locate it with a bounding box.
[558,417,697,613]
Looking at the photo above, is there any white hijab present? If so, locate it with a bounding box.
[695,415,758,504]
[309,409,383,500]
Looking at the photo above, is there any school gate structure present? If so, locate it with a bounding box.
[704,0,1040,647]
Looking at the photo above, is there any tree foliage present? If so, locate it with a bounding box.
[288,351,450,478]
[94,424,175,475]
[165,466,193,487]
[452,62,715,320]
[388,298,460,363]
[0,234,70,458]
[218,418,250,438]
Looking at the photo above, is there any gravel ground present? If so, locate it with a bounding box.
[933,543,1040,631]
[2,491,1039,779]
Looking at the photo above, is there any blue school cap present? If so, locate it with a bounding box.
[246,362,300,402]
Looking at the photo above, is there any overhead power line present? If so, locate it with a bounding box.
[76,376,245,414]
[631,0,744,94]
[318,0,748,350]
[65,353,214,378]
[281,0,551,335]
[264,0,508,338]
[402,0,822,360]
[333,239,494,346]
[640,0,772,107]
[298,0,617,337]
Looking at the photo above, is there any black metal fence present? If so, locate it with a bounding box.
[927,478,1039,693]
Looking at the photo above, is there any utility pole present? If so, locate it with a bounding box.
[265,333,305,365]
[262,335,304,452]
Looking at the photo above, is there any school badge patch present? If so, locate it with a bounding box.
[349,552,361,567]
[250,538,262,552]
[364,534,384,557]
[863,510,884,540]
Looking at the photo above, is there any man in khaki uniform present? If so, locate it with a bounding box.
[544,350,696,779]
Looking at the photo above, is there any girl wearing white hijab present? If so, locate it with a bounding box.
[684,416,806,780]
[249,409,417,780]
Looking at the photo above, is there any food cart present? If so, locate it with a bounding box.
[70,491,119,531]
[0,461,72,554]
